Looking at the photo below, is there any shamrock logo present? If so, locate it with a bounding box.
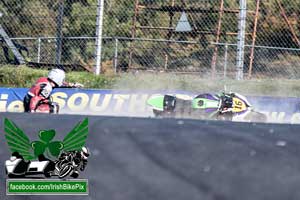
[4,118,89,161]
[31,130,63,158]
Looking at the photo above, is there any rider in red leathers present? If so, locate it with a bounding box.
[23,68,83,113]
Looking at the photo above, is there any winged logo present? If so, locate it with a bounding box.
[4,118,89,161]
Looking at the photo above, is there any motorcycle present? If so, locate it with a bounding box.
[53,151,87,179]
[147,92,267,122]
[25,82,84,114]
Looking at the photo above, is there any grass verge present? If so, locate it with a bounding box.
[0,65,115,88]
[0,65,300,97]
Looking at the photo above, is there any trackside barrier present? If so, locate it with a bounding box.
[0,88,300,123]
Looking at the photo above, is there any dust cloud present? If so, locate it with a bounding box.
[60,72,300,124]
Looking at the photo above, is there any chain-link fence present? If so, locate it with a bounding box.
[1,0,300,79]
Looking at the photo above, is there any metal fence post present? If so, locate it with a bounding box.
[236,0,247,80]
[37,37,41,63]
[114,38,119,74]
[95,0,105,75]
[224,43,228,78]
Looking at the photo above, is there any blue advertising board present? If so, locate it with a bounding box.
[0,88,300,123]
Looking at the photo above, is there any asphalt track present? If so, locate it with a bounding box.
[1,113,300,200]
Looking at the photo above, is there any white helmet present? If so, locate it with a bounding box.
[48,68,65,87]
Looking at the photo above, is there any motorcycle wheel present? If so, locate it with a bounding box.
[58,164,73,179]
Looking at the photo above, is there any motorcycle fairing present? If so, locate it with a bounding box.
[232,97,248,113]
[192,98,220,110]
[147,95,164,111]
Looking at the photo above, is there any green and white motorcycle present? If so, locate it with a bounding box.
[147,92,267,122]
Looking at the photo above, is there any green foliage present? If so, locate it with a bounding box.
[1,0,56,36]
[104,0,134,37]
[113,72,300,97]
[1,65,300,96]
[0,65,116,88]
[1,0,299,91]
[2,0,300,76]
[1,0,300,46]
[255,0,300,48]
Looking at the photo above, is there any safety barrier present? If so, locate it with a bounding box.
[0,88,300,123]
